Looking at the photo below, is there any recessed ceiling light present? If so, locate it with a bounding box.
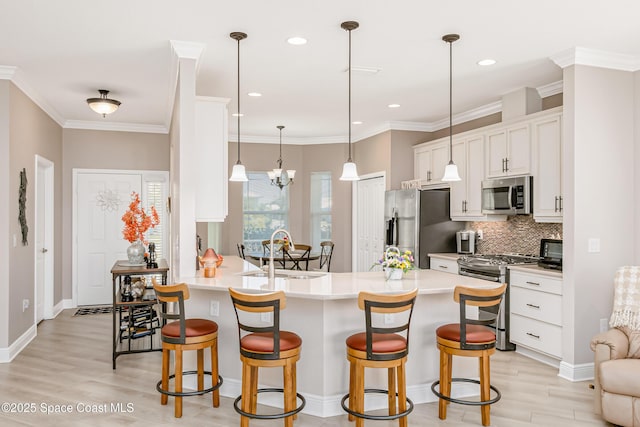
[352,121,363,125]
[247,92,262,97]
[287,36,307,45]
[477,59,496,66]
[232,113,244,117]
[388,104,400,108]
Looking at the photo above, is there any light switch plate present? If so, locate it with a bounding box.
[210,300,219,316]
[588,238,600,253]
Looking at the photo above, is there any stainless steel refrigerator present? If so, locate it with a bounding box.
[384,188,464,268]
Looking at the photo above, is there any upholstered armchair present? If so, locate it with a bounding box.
[591,266,640,427]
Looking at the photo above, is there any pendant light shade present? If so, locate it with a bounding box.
[441,34,462,182]
[229,31,249,182]
[86,89,121,117]
[339,21,360,182]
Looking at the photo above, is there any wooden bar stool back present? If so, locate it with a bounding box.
[341,288,418,427]
[228,288,305,427]
[152,279,223,418]
[431,283,507,426]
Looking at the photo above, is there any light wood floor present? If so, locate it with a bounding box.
[0,309,609,427]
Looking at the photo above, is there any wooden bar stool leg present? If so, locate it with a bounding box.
[211,341,220,407]
[240,362,251,427]
[250,365,259,415]
[480,353,491,426]
[161,348,169,405]
[397,360,408,427]
[284,359,294,427]
[348,360,356,422]
[438,349,449,420]
[355,361,365,427]
[292,361,298,420]
[175,348,183,418]
[197,348,204,391]
[388,366,397,416]
[446,352,452,406]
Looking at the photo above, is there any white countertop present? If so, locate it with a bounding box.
[177,255,498,300]
[428,252,461,261]
[508,263,563,278]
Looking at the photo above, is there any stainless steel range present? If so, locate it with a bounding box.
[457,254,539,350]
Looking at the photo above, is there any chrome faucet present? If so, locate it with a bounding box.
[269,228,295,280]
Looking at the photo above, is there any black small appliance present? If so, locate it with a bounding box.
[538,238,563,270]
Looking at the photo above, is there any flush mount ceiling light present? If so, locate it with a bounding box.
[477,58,496,66]
[441,34,462,182]
[229,31,249,182]
[268,125,296,190]
[352,121,363,125]
[388,104,401,108]
[247,92,262,97]
[339,20,360,182]
[86,89,121,117]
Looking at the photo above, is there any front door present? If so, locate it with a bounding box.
[354,175,385,272]
[76,172,141,306]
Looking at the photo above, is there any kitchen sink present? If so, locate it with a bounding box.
[240,270,327,279]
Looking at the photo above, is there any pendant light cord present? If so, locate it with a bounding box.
[347,27,353,162]
[448,38,453,159]
[236,37,241,165]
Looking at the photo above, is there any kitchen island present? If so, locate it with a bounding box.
[174,256,500,417]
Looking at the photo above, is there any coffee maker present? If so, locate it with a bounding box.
[456,230,476,254]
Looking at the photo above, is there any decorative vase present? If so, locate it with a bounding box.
[385,267,404,281]
[126,239,145,264]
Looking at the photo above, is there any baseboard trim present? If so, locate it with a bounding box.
[0,324,37,363]
[183,376,479,418]
[49,299,72,319]
[559,361,594,382]
[515,346,561,368]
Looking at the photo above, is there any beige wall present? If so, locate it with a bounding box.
[8,83,63,343]
[0,81,10,347]
[62,129,169,299]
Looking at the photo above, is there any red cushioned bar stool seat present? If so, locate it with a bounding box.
[229,288,305,427]
[431,284,506,427]
[152,280,223,419]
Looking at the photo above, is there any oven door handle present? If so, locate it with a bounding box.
[460,271,501,282]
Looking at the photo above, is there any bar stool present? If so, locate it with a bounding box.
[152,280,223,418]
[228,288,305,427]
[431,283,506,426]
[341,289,418,427]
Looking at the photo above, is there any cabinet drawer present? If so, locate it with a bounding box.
[510,314,562,358]
[510,271,562,295]
[430,258,459,274]
[510,287,562,325]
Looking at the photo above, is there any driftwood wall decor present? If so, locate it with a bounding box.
[19,168,28,245]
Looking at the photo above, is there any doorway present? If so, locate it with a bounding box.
[352,172,386,272]
[34,155,54,322]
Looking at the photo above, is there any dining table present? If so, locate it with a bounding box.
[246,249,320,270]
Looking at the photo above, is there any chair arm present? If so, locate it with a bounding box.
[590,328,630,414]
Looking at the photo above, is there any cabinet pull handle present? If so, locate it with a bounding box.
[427,170,431,181]
[559,196,563,212]
[554,196,558,212]
[439,265,448,269]
[525,281,540,286]
[505,158,509,172]
[526,332,540,339]
[526,303,540,309]
[502,158,506,173]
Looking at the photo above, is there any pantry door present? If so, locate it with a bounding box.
[74,171,142,306]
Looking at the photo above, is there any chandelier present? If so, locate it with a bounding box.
[86,89,121,117]
[268,125,295,189]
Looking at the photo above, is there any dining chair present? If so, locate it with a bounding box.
[284,244,312,271]
[237,243,246,260]
[317,241,334,272]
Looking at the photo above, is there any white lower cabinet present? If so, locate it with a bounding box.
[430,257,459,274]
[509,269,563,359]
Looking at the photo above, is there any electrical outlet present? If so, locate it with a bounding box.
[210,300,219,317]
[600,318,609,333]
[22,299,29,312]
[477,230,483,240]
[384,313,394,324]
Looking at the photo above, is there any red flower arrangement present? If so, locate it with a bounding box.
[121,192,159,244]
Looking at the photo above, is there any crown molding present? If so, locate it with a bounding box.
[170,40,206,62]
[64,120,168,134]
[550,47,640,71]
[0,65,66,126]
[537,80,563,98]
[388,121,436,132]
[429,100,503,132]
[229,133,345,145]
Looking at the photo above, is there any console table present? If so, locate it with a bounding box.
[111,259,169,369]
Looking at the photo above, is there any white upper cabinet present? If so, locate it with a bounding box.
[450,135,488,220]
[532,112,562,222]
[486,123,531,178]
[414,141,449,186]
[194,97,229,222]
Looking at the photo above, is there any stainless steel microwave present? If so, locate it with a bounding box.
[481,176,532,215]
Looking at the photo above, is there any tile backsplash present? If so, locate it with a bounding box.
[467,216,562,255]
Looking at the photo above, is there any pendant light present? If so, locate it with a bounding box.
[441,34,462,182]
[229,31,249,182]
[86,89,121,117]
[339,21,360,181]
[268,125,296,189]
